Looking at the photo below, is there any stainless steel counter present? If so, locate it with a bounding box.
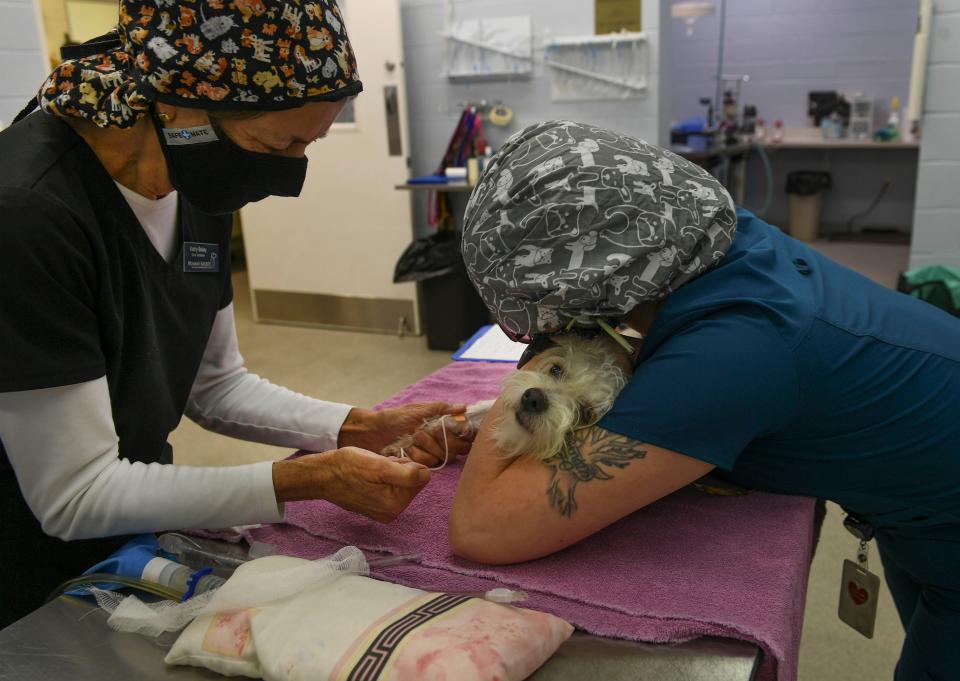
[0,596,759,680]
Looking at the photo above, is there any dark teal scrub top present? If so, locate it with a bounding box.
[600,208,960,531]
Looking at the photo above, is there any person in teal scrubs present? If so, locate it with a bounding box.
[453,121,960,681]
[596,207,960,681]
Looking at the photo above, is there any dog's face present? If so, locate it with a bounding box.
[492,334,634,460]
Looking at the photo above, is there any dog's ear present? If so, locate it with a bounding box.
[517,334,558,369]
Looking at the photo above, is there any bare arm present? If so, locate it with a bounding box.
[449,397,714,564]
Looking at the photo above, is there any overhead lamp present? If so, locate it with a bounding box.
[671,1,716,36]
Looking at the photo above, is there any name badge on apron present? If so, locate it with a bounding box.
[183,242,220,273]
[162,125,218,146]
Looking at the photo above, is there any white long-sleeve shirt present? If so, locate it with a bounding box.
[0,185,352,540]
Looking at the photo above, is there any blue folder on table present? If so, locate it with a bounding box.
[452,325,526,363]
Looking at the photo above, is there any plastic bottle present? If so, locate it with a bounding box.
[820,115,833,140]
[873,97,903,142]
[467,156,480,185]
[822,112,843,140]
[772,119,785,144]
[481,145,493,171]
[141,556,225,597]
[888,96,901,129]
[754,117,766,141]
[886,96,901,141]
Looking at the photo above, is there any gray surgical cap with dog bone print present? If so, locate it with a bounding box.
[461,120,738,338]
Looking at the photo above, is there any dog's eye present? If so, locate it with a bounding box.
[579,405,595,424]
[549,364,564,379]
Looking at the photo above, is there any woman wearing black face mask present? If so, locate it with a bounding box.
[0,0,470,627]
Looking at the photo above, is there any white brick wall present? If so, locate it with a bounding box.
[910,1,960,269]
[928,9,960,63]
[0,0,48,128]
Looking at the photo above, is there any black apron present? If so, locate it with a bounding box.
[0,111,232,627]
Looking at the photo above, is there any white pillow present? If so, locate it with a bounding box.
[166,555,573,681]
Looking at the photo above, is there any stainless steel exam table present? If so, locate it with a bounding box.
[0,535,759,681]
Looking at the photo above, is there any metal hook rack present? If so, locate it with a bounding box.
[440,31,534,63]
[440,3,534,81]
[455,99,507,113]
[543,31,649,99]
[439,0,647,99]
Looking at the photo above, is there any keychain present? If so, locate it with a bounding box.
[837,514,881,638]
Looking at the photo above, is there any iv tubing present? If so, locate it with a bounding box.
[747,142,774,217]
[46,573,184,604]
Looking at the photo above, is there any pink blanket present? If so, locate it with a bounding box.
[248,362,820,681]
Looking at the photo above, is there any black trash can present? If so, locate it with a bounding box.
[418,266,491,350]
[785,171,832,241]
[394,231,491,351]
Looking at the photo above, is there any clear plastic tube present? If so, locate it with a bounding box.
[46,573,184,603]
[368,553,423,568]
[142,556,226,599]
[478,588,528,604]
[157,532,248,573]
[159,533,425,573]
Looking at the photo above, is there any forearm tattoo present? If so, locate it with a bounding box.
[544,429,647,517]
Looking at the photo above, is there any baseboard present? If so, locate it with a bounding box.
[253,289,417,335]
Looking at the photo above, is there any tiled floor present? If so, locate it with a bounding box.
[171,240,911,681]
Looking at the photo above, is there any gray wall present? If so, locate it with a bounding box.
[399,0,669,236]
[910,0,960,268]
[671,0,917,127]
[671,0,920,233]
[0,0,48,127]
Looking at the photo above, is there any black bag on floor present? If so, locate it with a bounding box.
[393,231,490,350]
[393,231,460,283]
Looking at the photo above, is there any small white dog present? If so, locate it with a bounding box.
[384,332,634,463]
[491,333,634,460]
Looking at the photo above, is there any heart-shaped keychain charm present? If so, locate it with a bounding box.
[839,559,880,638]
[848,581,869,605]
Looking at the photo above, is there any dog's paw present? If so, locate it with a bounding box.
[383,406,489,458]
[465,399,495,425]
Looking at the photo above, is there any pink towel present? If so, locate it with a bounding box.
[248,362,820,681]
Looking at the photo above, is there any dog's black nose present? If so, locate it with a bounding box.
[520,388,548,413]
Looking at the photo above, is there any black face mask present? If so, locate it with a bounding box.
[151,109,308,216]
